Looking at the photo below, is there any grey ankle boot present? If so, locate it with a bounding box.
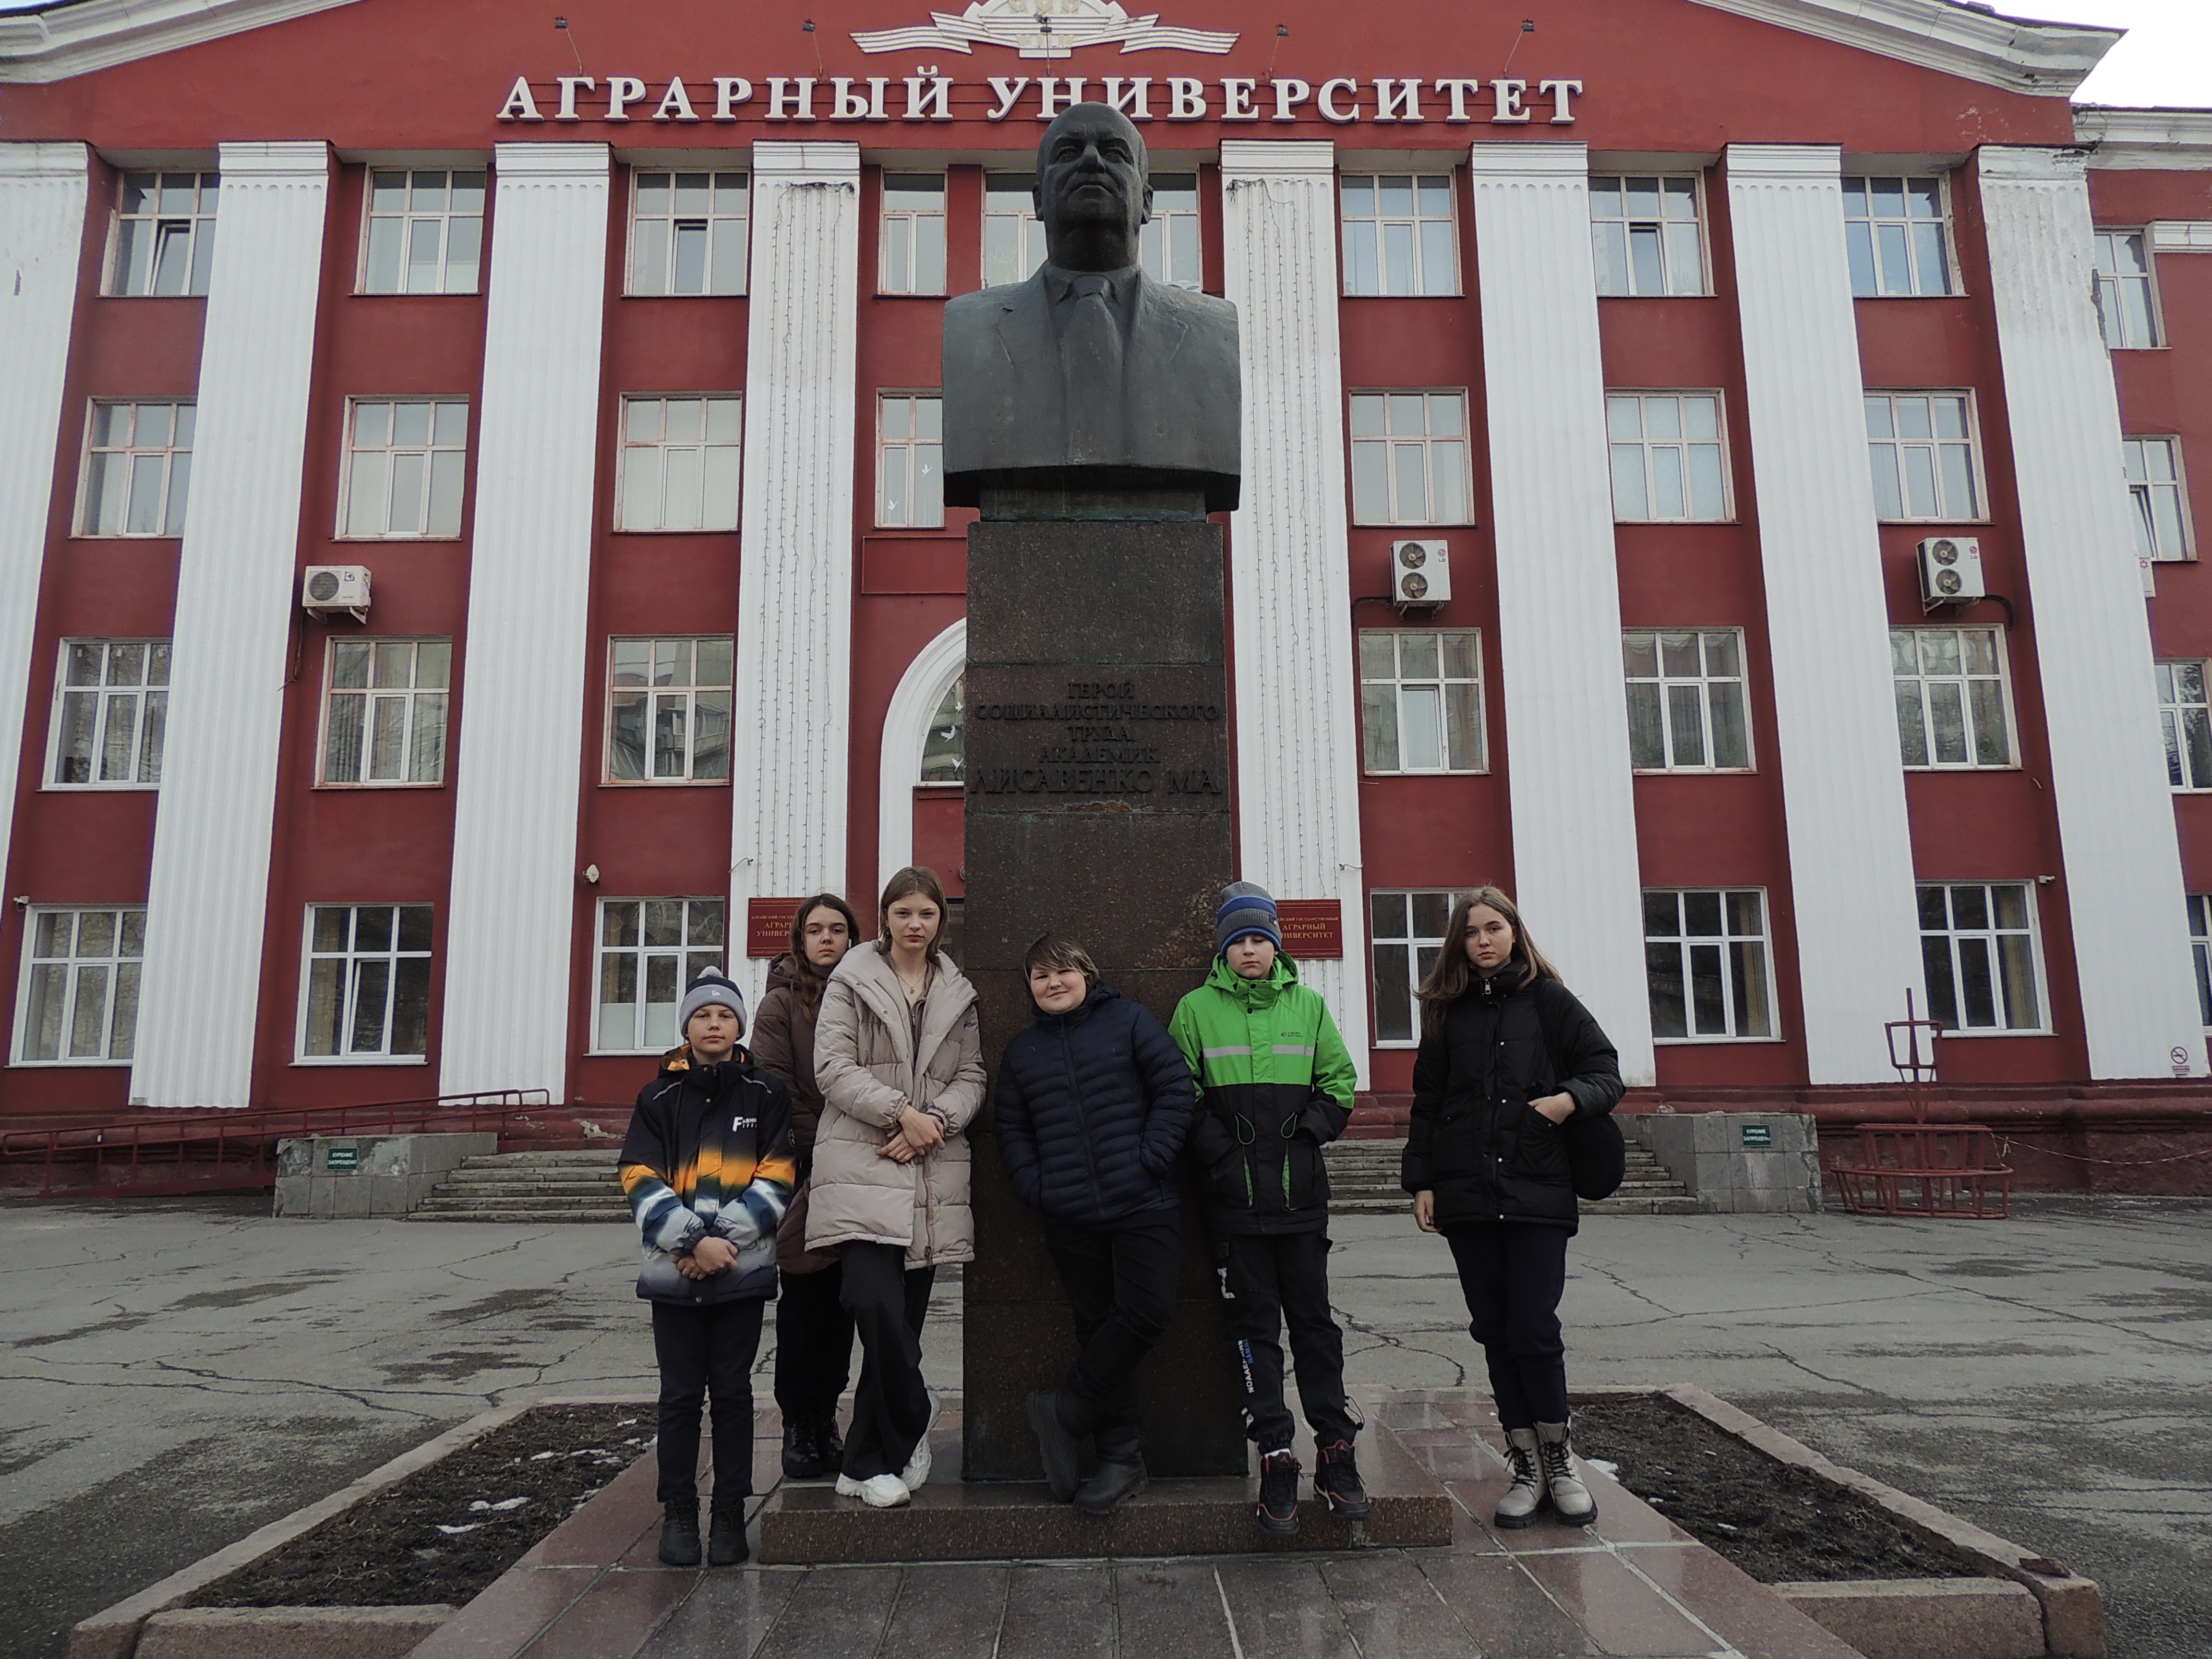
[1535,1420,1596,1526]
[1495,1428,1543,1529]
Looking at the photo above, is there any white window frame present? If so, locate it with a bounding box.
[2190,895,2212,1032]
[78,400,193,538]
[1607,391,1730,522]
[1623,629,1753,773]
[317,637,451,788]
[1142,171,1203,291]
[47,638,169,791]
[1842,174,1958,298]
[297,903,435,1064]
[877,393,944,529]
[108,170,216,298]
[1358,629,1485,775]
[1644,889,1779,1043]
[1892,626,2016,771]
[880,173,947,296]
[615,396,743,532]
[1589,173,1706,297]
[1865,391,1984,523]
[594,897,729,1054]
[2124,437,2192,563]
[2094,229,2161,350]
[338,398,469,540]
[606,637,734,785]
[1917,882,2048,1037]
[12,907,144,1066]
[627,168,749,297]
[1369,889,1471,1047]
[1340,173,1459,297]
[359,167,485,296]
[921,668,964,785]
[982,172,1047,289]
[2158,659,2212,792]
[1348,390,1471,525]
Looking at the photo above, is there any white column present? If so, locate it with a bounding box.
[0,144,88,907]
[1467,142,1656,1085]
[1220,139,1370,1081]
[1725,144,1926,1083]
[131,142,328,1109]
[730,141,860,1003]
[438,144,610,1100]
[1979,147,2206,1078]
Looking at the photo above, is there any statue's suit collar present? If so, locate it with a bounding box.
[989,264,1194,400]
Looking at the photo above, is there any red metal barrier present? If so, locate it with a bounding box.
[0,1090,552,1199]
[1831,993,2013,1218]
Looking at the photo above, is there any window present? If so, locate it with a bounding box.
[49,639,168,789]
[1608,393,1727,522]
[878,394,943,528]
[1644,890,1775,1041]
[1142,172,1202,290]
[1892,627,2012,769]
[2190,895,2212,1030]
[2158,661,2212,791]
[607,637,732,783]
[320,638,450,786]
[1919,883,2043,1034]
[596,898,727,1052]
[1341,175,1457,296]
[1843,175,1955,297]
[2125,438,2190,563]
[340,400,468,538]
[361,169,484,295]
[109,171,216,297]
[1624,631,1750,771]
[922,673,964,783]
[1359,630,1483,774]
[630,169,748,296]
[1590,175,1703,297]
[2094,230,2159,349]
[1370,890,1469,1045]
[617,397,742,531]
[880,174,946,295]
[14,908,142,1064]
[983,173,1047,289]
[1865,393,1980,521]
[300,904,433,1061]
[1349,391,1469,524]
[80,402,192,537]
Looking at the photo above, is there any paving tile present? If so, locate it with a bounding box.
[408,1566,597,1659]
[1213,1558,1361,1659]
[521,1455,662,1568]
[996,1563,1117,1659]
[1395,1431,1494,1484]
[878,1563,1008,1657]
[1317,1551,1488,1658]
[747,1565,902,1659]
[1623,1543,1866,1659]
[1113,1560,1238,1659]
[1580,1470,1695,1546]
[1517,1548,1715,1657]
[1446,1477,1618,1554]
[635,1570,802,1659]
[523,1567,698,1659]
[1415,1552,1601,1659]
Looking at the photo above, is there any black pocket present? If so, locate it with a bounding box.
[1515,1104,1571,1181]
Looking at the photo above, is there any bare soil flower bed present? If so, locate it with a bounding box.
[1571,1394,1990,1585]
[184,1404,651,1610]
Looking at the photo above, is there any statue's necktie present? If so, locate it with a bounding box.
[1063,275,1124,460]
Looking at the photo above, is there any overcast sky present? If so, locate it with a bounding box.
[0,0,2204,108]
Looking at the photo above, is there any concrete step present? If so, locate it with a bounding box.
[406,1149,630,1221]
[458,1151,621,1169]
[435,1178,622,1195]
[1324,1134,1694,1212]
[411,1194,629,1213]
[409,1208,635,1224]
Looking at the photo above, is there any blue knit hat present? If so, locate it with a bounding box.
[1215,882,1282,956]
[677,967,746,1035]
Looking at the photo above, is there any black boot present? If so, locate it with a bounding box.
[658,1500,702,1567]
[781,1416,824,1480]
[1073,1455,1149,1516]
[1316,1439,1372,1521]
[1028,1390,1084,1503]
[708,1502,749,1565]
[814,1410,845,1471]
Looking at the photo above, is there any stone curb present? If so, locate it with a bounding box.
[133,1605,455,1659]
[64,1395,658,1659]
[1776,1579,2044,1659]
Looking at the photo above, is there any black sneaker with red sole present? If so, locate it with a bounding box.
[1315,1439,1372,1521]
[1256,1448,1302,1534]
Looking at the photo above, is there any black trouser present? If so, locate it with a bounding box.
[650,1297,765,1508]
[838,1241,936,1480]
[1216,1230,1358,1452]
[1444,1220,1571,1431]
[1044,1212,1181,1464]
[772,1260,854,1425]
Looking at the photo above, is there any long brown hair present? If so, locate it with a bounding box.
[1415,887,1564,1036]
[787,892,861,1018]
[875,866,950,960]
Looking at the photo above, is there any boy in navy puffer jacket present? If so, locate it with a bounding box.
[995,936,1196,1514]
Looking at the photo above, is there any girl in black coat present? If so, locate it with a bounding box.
[1401,887,1623,1530]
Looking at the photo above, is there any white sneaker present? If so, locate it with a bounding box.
[834,1470,911,1508]
[901,1389,943,1492]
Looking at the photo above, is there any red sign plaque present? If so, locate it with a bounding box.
[746,897,805,958]
[1275,899,1344,959]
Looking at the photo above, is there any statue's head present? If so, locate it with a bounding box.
[1033,102,1150,271]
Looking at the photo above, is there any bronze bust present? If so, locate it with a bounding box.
[942,103,1240,517]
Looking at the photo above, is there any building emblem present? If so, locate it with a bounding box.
[853,0,1238,58]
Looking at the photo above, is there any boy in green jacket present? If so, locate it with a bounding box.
[1169,882,1368,1536]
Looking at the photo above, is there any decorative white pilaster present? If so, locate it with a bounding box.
[1467,143,1656,1086]
[1725,144,1925,1082]
[1979,146,2206,1078]
[0,144,88,910]
[1220,139,1370,1081]
[437,144,610,1100]
[730,141,861,1001]
[130,142,328,1108]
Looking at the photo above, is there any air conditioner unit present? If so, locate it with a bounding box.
[1391,539,1451,608]
[1916,536,1984,611]
[302,564,371,624]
